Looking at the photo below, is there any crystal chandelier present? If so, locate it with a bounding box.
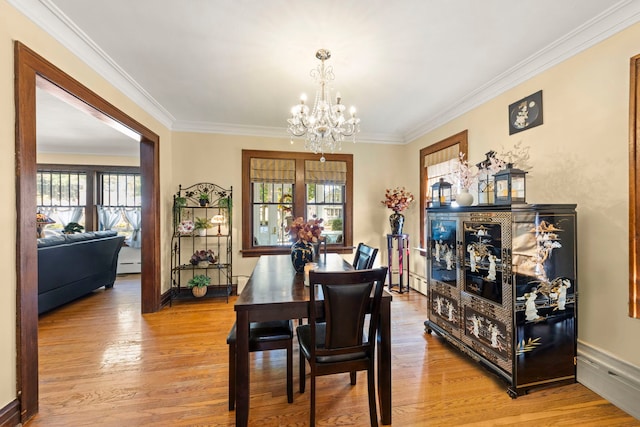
[287,49,360,162]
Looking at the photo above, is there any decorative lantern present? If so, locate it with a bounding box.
[476,151,496,205]
[493,163,527,205]
[431,178,452,208]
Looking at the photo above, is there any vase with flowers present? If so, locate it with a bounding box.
[285,217,324,273]
[381,187,414,235]
[455,152,478,206]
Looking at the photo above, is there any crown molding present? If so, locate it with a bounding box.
[10,0,640,144]
[171,120,404,144]
[403,0,640,143]
[9,0,175,129]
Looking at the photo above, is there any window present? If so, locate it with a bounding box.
[419,130,468,248]
[37,170,87,207]
[97,172,142,244]
[99,172,142,207]
[36,164,140,235]
[242,150,353,256]
[37,170,88,232]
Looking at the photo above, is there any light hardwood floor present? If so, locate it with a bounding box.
[29,274,638,426]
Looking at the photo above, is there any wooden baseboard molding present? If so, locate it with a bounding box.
[577,341,640,420]
[160,289,172,307]
[0,399,20,427]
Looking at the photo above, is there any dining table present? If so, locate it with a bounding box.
[234,253,393,426]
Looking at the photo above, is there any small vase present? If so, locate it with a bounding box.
[389,212,404,235]
[457,189,474,206]
[197,228,207,237]
[291,240,313,273]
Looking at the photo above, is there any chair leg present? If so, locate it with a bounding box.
[228,342,236,411]
[299,350,306,393]
[350,370,357,385]
[367,368,379,427]
[310,373,316,427]
[286,340,293,403]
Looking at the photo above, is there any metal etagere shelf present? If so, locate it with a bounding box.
[170,182,233,303]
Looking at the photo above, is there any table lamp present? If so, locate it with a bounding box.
[211,214,225,236]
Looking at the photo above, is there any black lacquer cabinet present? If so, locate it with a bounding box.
[425,204,577,397]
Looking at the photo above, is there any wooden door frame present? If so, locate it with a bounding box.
[419,130,468,249]
[629,53,640,319]
[14,41,162,423]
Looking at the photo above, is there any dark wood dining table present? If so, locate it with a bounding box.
[234,253,393,426]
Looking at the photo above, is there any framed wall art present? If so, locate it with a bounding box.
[508,90,543,135]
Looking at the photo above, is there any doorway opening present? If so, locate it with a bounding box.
[15,41,161,423]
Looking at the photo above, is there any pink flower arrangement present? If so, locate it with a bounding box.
[286,217,324,243]
[381,187,414,213]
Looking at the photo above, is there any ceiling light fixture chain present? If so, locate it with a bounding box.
[287,48,360,162]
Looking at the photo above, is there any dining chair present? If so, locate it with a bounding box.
[297,267,388,426]
[352,243,378,270]
[227,320,294,410]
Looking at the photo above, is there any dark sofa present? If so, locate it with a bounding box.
[37,230,125,314]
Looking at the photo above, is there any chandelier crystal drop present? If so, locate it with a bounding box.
[287,49,360,162]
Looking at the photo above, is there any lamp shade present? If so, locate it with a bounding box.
[211,214,225,236]
[36,212,55,238]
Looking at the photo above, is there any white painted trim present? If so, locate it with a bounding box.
[577,341,640,420]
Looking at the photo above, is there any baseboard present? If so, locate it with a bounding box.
[577,341,640,419]
[0,399,20,427]
[160,289,172,307]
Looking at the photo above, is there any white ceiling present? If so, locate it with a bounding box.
[15,0,640,155]
[36,87,140,157]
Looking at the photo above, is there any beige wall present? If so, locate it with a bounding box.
[37,153,140,166]
[3,0,640,415]
[0,0,174,409]
[170,132,407,284]
[404,21,640,367]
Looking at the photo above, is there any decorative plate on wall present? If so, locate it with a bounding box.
[508,90,543,135]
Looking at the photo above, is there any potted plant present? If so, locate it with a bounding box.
[194,217,213,236]
[187,274,210,297]
[190,249,216,267]
[198,192,210,207]
[63,222,84,234]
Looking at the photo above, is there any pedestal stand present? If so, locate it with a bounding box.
[386,233,409,293]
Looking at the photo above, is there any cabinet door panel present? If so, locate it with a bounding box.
[429,219,457,286]
[462,221,504,306]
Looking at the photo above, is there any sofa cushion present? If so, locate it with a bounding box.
[37,235,67,248]
[95,230,118,238]
[65,232,97,242]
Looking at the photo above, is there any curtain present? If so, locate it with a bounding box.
[54,207,83,227]
[97,206,121,231]
[304,160,347,184]
[123,207,142,248]
[250,158,295,183]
